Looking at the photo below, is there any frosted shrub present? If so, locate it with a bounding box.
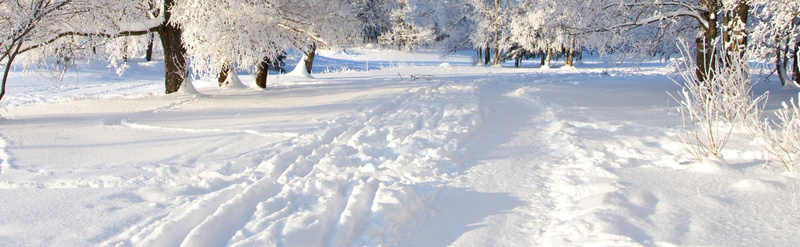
[672,43,766,161]
[750,97,800,172]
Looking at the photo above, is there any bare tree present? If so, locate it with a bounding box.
[577,0,751,81]
[0,0,196,103]
[750,0,800,87]
[172,0,358,88]
[1,0,74,103]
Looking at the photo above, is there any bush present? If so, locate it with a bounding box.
[671,42,766,161]
[750,96,800,172]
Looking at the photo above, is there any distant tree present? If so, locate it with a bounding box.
[750,0,800,87]
[0,0,169,102]
[172,0,358,88]
[356,0,394,44]
[586,0,752,82]
[379,0,434,51]
[469,0,515,65]
[0,0,75,103]
[510,0,572,68]
[406,0,474,53]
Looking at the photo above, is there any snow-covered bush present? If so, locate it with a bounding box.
[672,42,766,161]
[752,98,800,172]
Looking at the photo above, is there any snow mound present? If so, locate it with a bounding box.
[286,67,314,79]
[286,53,315,80]
[177,77,200,95]
[281,57,317,86]
[222,70,247,89]
[507,86,542,106]
[687,159,726,174]
[731,179,781,192]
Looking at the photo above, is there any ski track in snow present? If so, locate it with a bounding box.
[104,81,482,246]
[119,120,299,138]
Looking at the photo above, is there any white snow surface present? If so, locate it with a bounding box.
[1,49,799,246]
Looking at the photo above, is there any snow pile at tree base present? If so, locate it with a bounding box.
[222,70,247,89]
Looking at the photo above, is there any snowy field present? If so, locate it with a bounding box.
[1,49,799,246]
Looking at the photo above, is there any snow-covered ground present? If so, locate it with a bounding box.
[1,49,799,246]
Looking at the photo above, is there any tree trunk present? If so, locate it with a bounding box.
[540,52,546,67]
[723,1,749,57]
[564,40,573,67]
[492,35,501,65]
[0,42,23,104]
[545,49,552,68]
[158,0,187,94]
[484,46,491,65]
[695,4,719,83]
[514,56,521,68]
[304,44,316,74]
[218,64,229,86]
[255,56,270,89]
[477,48,483,62]
[776,36,790,86]
[145,33,154,62]
[492,0,502,66]
[793,42,800,85]
[568,37,576,67]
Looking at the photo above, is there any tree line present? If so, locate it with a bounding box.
[0,0,798,103]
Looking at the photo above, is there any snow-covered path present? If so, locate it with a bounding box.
[2,50,800,246]
[420,81,557,246]
[416,73,679,246]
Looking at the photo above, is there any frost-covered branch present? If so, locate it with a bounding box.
[173,0,358,79]
[582,9,708,34]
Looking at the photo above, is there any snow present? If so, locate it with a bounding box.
[221,70,247,89]
[286,54,315,79]
[1,49,800,246]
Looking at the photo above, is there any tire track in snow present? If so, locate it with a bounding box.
[109,183,247,247]
[109,81,483,246]
[180,179,283,247]
[108,85,424,246]
[223,87,432,246]
[329,179,379,246]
